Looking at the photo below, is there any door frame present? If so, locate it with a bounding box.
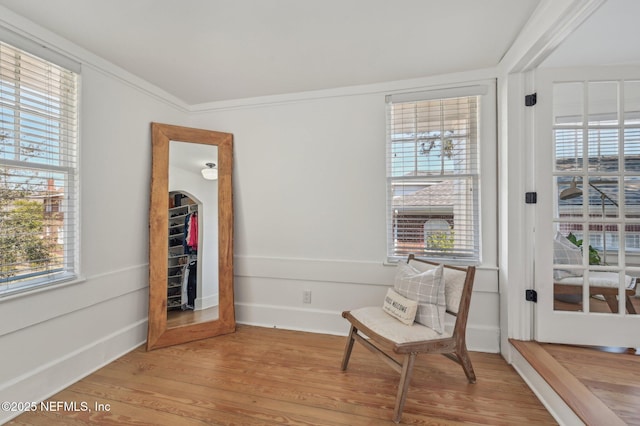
[499,0,608,351]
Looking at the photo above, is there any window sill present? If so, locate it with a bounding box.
[0,275,86,302]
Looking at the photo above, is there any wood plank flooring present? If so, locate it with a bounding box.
[8,325,555,425]
[167,305,219,328]
[512,339,640,426]
[541,342,640,425]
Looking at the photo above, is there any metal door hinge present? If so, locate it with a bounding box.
[525,93,537,107]
[525,289,538,303]
[525,192,537,204]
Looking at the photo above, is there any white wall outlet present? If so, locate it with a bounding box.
[303,290,312,304]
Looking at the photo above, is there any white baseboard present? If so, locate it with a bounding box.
[195,294,218,310]
[508,344,584,426]
[235,302,500,352]
[465,324,501,353]
[236,302,349,336]
[0,319,147,425]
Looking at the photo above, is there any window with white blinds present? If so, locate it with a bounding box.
[386,87,483,262]
[0,39,78,295]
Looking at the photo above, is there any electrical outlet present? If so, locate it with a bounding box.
[303,290,312,304]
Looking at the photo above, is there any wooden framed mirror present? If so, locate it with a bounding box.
[147,122,234,350]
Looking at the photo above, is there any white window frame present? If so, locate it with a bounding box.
[0,32,80,296]
[385,81,497,265]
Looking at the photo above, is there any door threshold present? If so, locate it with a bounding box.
[509,339,626,426]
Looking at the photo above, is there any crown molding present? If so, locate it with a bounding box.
[0,5,190,113]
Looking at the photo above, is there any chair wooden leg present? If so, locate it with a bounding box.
[457,346,476,384]
[604,295,619,313]
[392,353,416,424]
[341,325,356,371]
[626,295,637,314]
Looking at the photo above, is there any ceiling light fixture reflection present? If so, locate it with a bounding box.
[201,162,218,180]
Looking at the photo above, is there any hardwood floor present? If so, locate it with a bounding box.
[9,325,555,425]
[166,305,219,328]
[512,339,640,426]
[541,342,640,425]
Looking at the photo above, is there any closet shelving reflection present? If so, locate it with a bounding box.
[167,196,198,310]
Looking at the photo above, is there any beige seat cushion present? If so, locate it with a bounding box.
[349,306,451,344]
[556,272,636,289]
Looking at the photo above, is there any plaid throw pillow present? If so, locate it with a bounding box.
[393,262,445,333]
[553,232,583,280]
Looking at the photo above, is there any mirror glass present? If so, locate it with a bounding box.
[147,123,235,350]
[167,141,219,327]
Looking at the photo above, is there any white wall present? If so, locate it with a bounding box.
[189,72,501,352]
[0,9,189,423]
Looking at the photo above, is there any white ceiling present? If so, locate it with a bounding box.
[170,140,217,176]
[542,0,640,68]
[0,0,540,105]
[1,0,638,105]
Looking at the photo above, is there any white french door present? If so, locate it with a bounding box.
[534,66,640,347]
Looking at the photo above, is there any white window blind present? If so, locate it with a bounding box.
[0,39,78,295]
[386,91,480,262]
